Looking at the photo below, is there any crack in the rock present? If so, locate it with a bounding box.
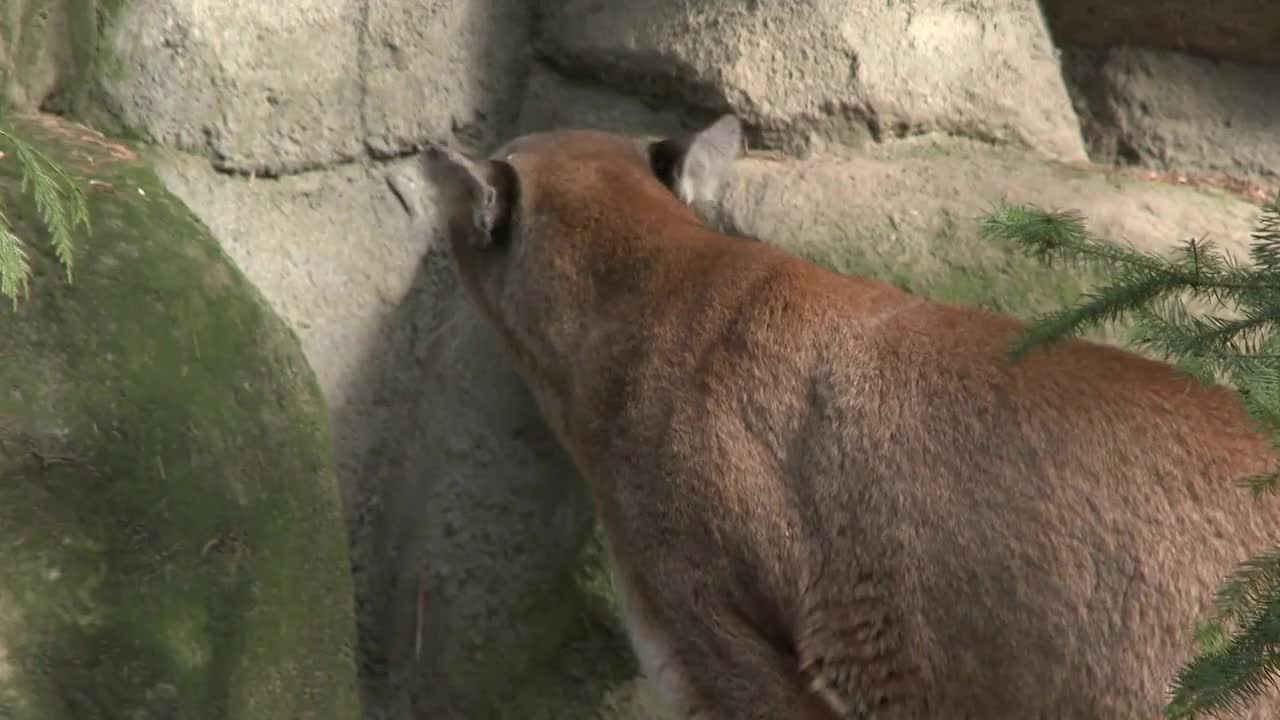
[385,173,416,219]
[535,46,732,125]
[355,0,373,155]
[201,142,425,182]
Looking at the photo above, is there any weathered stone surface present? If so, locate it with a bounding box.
[98,0,532,175]
[1063,46,1280,181]
[0,0,129,123]
[0,115,358,719]
[0,0,122,113]
[374,263,640,718]
[1040,0,1280,69]
[363,0,532,156]
[536,0,1088,161]
[515,62,691,140]
[152,156,424,421]
[99,0,365,174]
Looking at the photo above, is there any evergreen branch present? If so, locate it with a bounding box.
[1248,199,1280,273]
[5,130,90,282]
[1212,547,1280,629]
[1127,302,1280,383]
[0,205,31,308]
[981,203,1169,273]
[984,203,1280,362]
[1233,365,1280,444]
[1008,271,1192,361]
[1168,641,1280,720]
[0,127,91,305]
[984,196,1280,720]
[1167,548,1280,719]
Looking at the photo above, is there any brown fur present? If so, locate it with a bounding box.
[420,117,1280,719]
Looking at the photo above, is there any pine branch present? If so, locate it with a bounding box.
[981,201,1280,364]
[1008,271,1183,360]
[1248,202,1280,273]
[1167,547,1280,719]
[0,126,91,306]
[0,205,31,309]
[1123,300,1280,388]
[981,203,1168,273]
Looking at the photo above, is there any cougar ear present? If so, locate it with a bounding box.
[421,143,516,247]
[648,114,743,206]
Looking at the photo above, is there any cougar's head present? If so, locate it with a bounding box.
[419,114,743,375]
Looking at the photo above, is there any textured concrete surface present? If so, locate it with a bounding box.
[100,0,366,173]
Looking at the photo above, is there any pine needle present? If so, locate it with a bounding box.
[0,205,31,309]
[0,126,91,306]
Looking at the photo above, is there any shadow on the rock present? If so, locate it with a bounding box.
[337,242,640,719]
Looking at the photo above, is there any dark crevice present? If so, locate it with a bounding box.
[1115,138,1143,166]
[199,143,421,182]
[354,0,373,154]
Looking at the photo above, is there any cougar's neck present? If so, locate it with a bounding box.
[513,201,709,454]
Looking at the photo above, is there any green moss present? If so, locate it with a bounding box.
[0,117,359,718]
[793,209,1123,344]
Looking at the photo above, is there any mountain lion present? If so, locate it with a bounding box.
[419,115,1279,719]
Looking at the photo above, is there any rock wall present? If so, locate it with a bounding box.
[3,1,1279,718]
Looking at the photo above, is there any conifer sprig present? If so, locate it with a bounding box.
[980,202,1280,366]
[980,195,1280,720]
[0,126,91,308]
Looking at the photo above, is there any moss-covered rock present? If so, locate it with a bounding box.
[0,114,359,719]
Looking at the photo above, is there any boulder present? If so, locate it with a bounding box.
[150,147,434,712]
[1062,46,1280,181]
[536,0,1088,162]
[95,0,532,175]
[0,115,359,719]
[362,0,532,157]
